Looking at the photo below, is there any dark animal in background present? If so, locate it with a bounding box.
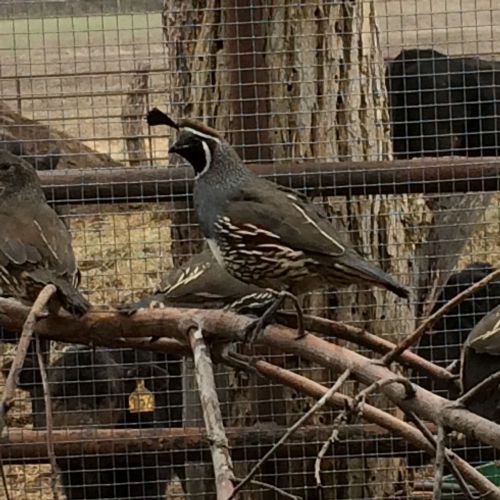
[120,246,275,315]
[148,108,409,308]
[387,48,500,158]
[461,304,500,422]
[16,345,183,499]
[415,262,500,398]
[0,151,89,317]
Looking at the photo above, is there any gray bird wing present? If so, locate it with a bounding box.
[221,180,348,258]
[119,248,274,315]
[0,204,78,281]
[220,180,409,299]
[157,248,268,302]
[0,203,89,316]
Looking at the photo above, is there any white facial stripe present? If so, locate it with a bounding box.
[292,203,345,254]
[195,141,212,179]
[208,238,225,267]
[184,127,222,145]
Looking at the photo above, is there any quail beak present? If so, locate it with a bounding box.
[168,142,184,154]
[169,134,194,155]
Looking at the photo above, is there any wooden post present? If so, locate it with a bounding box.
[121,63,150,167]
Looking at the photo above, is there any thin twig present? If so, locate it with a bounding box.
[383,268,500,365]
[252,359,495,500]
[188,325,235,499]
[454,370,500,408]
[316,377,415,497]
[0,285,57,500]
[314,378,414,496]
[0,285,57,434]
[233,477,301,500]
[433,424,446,500]
[35,336,60,500]
[228,369,352,500]
[314,410,348,495]
[354,377,416,415]
[407,412,474,500]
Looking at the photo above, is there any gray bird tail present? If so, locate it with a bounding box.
[55,279,90,317]
[331,254,409,299]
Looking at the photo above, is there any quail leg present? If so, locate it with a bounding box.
[243,290,305,346]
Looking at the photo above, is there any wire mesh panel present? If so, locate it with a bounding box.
[0,0,498,499]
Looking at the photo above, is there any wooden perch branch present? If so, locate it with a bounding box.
[188,326,235,499]
[278,313,456,385]
[1,300,500,453]
[121,63,150,166]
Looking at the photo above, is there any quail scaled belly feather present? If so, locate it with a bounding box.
[0,151,89,317]
[148,107,409,301]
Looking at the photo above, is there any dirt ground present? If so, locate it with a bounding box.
[0,3,499,499]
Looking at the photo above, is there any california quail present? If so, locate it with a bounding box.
[0,151,89,317]
[149,108,409,340]
[150,108,408,297]
[460,304,500,422]
[120,247,275,315]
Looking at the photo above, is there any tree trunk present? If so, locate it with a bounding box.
[161,1,488,498]
[0,100,121,170]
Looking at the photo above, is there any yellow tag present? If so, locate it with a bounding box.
[128,379,155,413]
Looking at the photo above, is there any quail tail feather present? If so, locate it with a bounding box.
[56,281,90,317]
[326,253,409,299]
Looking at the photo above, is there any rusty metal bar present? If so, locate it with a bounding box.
[40,157,500,205]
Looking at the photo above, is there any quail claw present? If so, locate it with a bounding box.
[243,316,267,347]
[149,300,166,309]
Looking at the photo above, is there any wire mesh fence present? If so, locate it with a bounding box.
[0,0,499,499]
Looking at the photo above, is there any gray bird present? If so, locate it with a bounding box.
[148,108,409,339]
[0,151,89,317]
[149,108,409,299]
[460,304,500,422]
[120,247,275,315]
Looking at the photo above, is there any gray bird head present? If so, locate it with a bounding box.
[0,151,44,201]
[169,122,225,177]
[146,108,241,178]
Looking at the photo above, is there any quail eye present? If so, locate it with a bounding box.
[0,164,12,171]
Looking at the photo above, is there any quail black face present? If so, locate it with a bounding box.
[146,108,224,177]
[169,130,210,175]
[169,128,221,178]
